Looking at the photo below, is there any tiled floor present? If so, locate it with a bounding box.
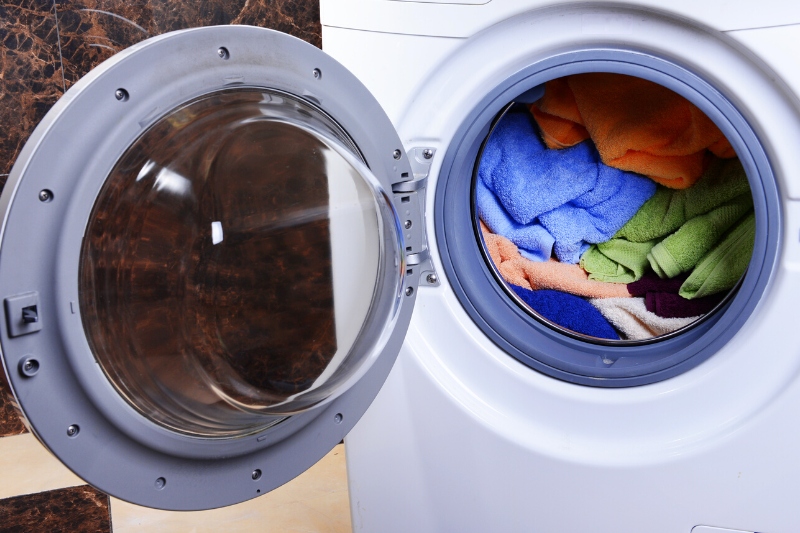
[0,434,352,532]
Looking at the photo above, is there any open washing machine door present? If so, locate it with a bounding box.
[0,26,427,511]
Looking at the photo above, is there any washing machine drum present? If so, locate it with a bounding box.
[0,26,420,510]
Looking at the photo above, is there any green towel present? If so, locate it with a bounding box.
[580,238,658,283]
[581,158,751,283]
[679,212,755,299]
[647,194,753,278]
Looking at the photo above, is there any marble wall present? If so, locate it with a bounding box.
[1,0,321,177]
[0,0,323,528]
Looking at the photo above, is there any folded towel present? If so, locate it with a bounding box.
[581,158,751,283]
[644,292,725,319]
[477,109,656,263]
[679,212,755,299]
[530,74,736,189]
[511,285,619,340]
[590,297,699,340]
[482,223,630,299]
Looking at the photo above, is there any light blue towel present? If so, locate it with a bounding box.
[476,178,555,261]
[477,110,657,263]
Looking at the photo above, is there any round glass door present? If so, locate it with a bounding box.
[0,25,417,510]
[80,88,386,438]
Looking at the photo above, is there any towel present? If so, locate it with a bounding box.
[477,108,656,263]
[644,292,724,319]
[627,272,725,318]
[590,297,700,340]
[530,73,736,189]
[511,285,619,340]
[627,272,687,296]
[482,223,630,299]
[476,177,555,261]
[679,212,755,299]
[581,158,751,283]
[646,193,753,278]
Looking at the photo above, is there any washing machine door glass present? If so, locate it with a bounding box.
[0,26,418,510]
[81,88,385,438]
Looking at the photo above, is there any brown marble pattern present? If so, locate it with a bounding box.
[0,0,64,175]
[0,368,27,437]
[55,0,322,89]
[1,0,322,174]
[0,485,111,532]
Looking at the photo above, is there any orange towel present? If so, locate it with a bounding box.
[481,222,629,299]
[530,74,736,189]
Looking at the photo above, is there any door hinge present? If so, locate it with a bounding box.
[391,147,439,287]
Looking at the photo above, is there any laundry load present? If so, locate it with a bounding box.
[477,109,656,263]
[476,81,753,342]
[589,297,700,341]
[530,74,736,189]
[580,157,752,285]
[628,273,725,318]
[510,285,619,340]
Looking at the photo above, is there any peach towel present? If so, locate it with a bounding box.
[481,222,629,299]
[530,74,736,189]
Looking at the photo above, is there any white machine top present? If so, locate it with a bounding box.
[322,0,800,37]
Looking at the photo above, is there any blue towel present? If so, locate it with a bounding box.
[476,178,555,261]
[477,110,657,263]
[509,285,619,340]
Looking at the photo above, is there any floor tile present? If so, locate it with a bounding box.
[110,444,352,533]
[0,485,111,533]
[0,433,84,499]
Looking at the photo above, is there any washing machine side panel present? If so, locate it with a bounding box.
[321,0,800,38]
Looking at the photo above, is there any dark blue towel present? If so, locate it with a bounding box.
[510,286,619,340]
[478,110,656,263]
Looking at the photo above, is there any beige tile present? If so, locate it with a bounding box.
[110,444,352,533]
[0,433,85,499]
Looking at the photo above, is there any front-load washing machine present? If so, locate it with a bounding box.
[2,1,800,531]
[321,2,800,532]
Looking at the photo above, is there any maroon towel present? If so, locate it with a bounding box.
[644,292,725,319]
[629,272,724,318]
[627,272,688,297]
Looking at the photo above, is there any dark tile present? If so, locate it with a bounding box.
[55,0,320,89]
[0,0,64,175]
[231,0,321,48]
[0,367,27,436]
[0,485,111,533]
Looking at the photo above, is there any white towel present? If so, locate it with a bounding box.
[589,297,699,340]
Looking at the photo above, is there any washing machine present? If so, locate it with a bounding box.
[2,0,800,531]
[321,2,800,532]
